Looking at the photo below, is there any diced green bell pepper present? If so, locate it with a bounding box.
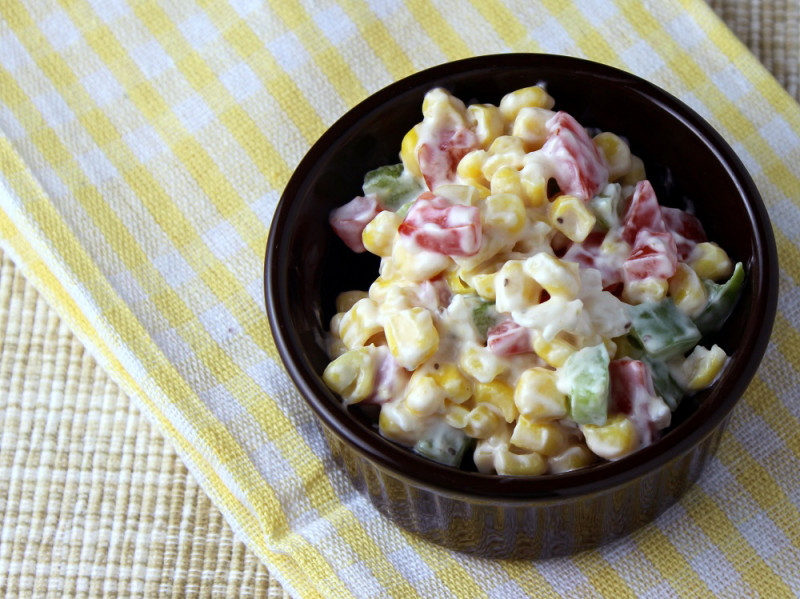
[693,262,745,337]
[362,163,423,211]
[627,299,702,360]
[588,183,622,230]
[643,356,683,410]
[560,344,610,426]
[413,423,473,467]
[471,300,497,340]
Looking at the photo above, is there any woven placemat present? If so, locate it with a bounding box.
[0,1,797,597]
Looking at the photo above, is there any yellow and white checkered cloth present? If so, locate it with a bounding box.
[1,1,799,597]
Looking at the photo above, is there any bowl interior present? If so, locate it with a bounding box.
[267,54,777,499]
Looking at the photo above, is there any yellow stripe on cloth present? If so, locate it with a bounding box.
[2,0,800,597]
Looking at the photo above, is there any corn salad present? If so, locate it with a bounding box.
[325,86,744,475]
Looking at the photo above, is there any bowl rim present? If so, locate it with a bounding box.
[265,53,779,502]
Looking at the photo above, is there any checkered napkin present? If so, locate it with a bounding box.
[2,1,799,597]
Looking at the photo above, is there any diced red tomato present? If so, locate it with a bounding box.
[562,231,626,289]
[487,320,532,356]
[661,206,707,260]
[418,126,478,191]
[609,359,667,446]
[621,180,667,245]
[540,111,608,200]
[369,350,410,404]
[623,230,678,281]
[398,193,482,256]
[329,195,382,253]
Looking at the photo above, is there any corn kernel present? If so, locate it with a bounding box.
[379,400,423,445]
[457,149,489,186]
[512,106,554,150]
[622,276,668,305]
[459,344,507,383]
[688,242,733,281]
[524,253,581,298]
[335,290,369,314]
[464,403,503,439]
[482,136,526,179]
[384,307,439,370]
[405,375,446,417]
[519,163,548,207]
[392,235,450,281]
[422,87,467,120]
[499,86,555,123]
[490,165,525,197]
[495,260,541,313]
[580,413,638,460]
[593,132,632,181]
[340,298,383,349]
[467,103,504,149]
[400,124,421,177]
[669,263,708,318]
[620,154,646,186]
[444,402,471,429]
[322,347,376,405]
[514,367,567,418]
[548,444,595,473]
[474,380,517,423]
[445,269,473,294]
[549,194,596,242]
[682,344,727,391]
[484,193,527,235]
[362,211,401,257]
[494,448,547,476]
[431,363,472,403]
[532,332,577,368]
[510,417,568,456]
[470,273,497,301]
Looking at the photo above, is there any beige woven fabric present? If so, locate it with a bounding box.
[0,1,796,597]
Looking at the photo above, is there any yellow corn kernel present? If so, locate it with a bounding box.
[548,444,595,473]
[622,276,668,305]
[362,211,402,258]
[467,103,504,149]
[444,402,471,429]
[688,242,733,281]
[514,367,567,419]
[490,165,525,197]
[532,333,577,368]
[335,290,369,314]
[593,132,631,181]
[474,381,517,423]
[457,149,489,186]
[682,344,727,391]
[483,193,527,235]
[340,298,383,349]
[524,253,581,298]
[445,269,473,294]
[470,273,497,301]
[379,400,423,445]
[431,363,472,404]
[512,106,554,151]
[495,260,541,313]
[392,235,450,281]
[422,87,467,120]
[434,184,485,206]
[549,194,596,242]
[459,344,507,383]
[510,417,568,456]
[620,154,646,186]
[518,165,547,207]
[499,85,555,123]
[669,263,708,318]
[494,448,548,476]
[384,307,439,370]
[580,413,638,460]
[405,375,446,417]
[322,347,376,405]
[464,404,504,439]
[369,275,406,304]
[482,136,526,179]
[400,124,421,177]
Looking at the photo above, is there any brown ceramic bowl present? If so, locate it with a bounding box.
[265,54,778,558]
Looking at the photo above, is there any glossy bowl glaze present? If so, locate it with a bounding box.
[265,54,778,558]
